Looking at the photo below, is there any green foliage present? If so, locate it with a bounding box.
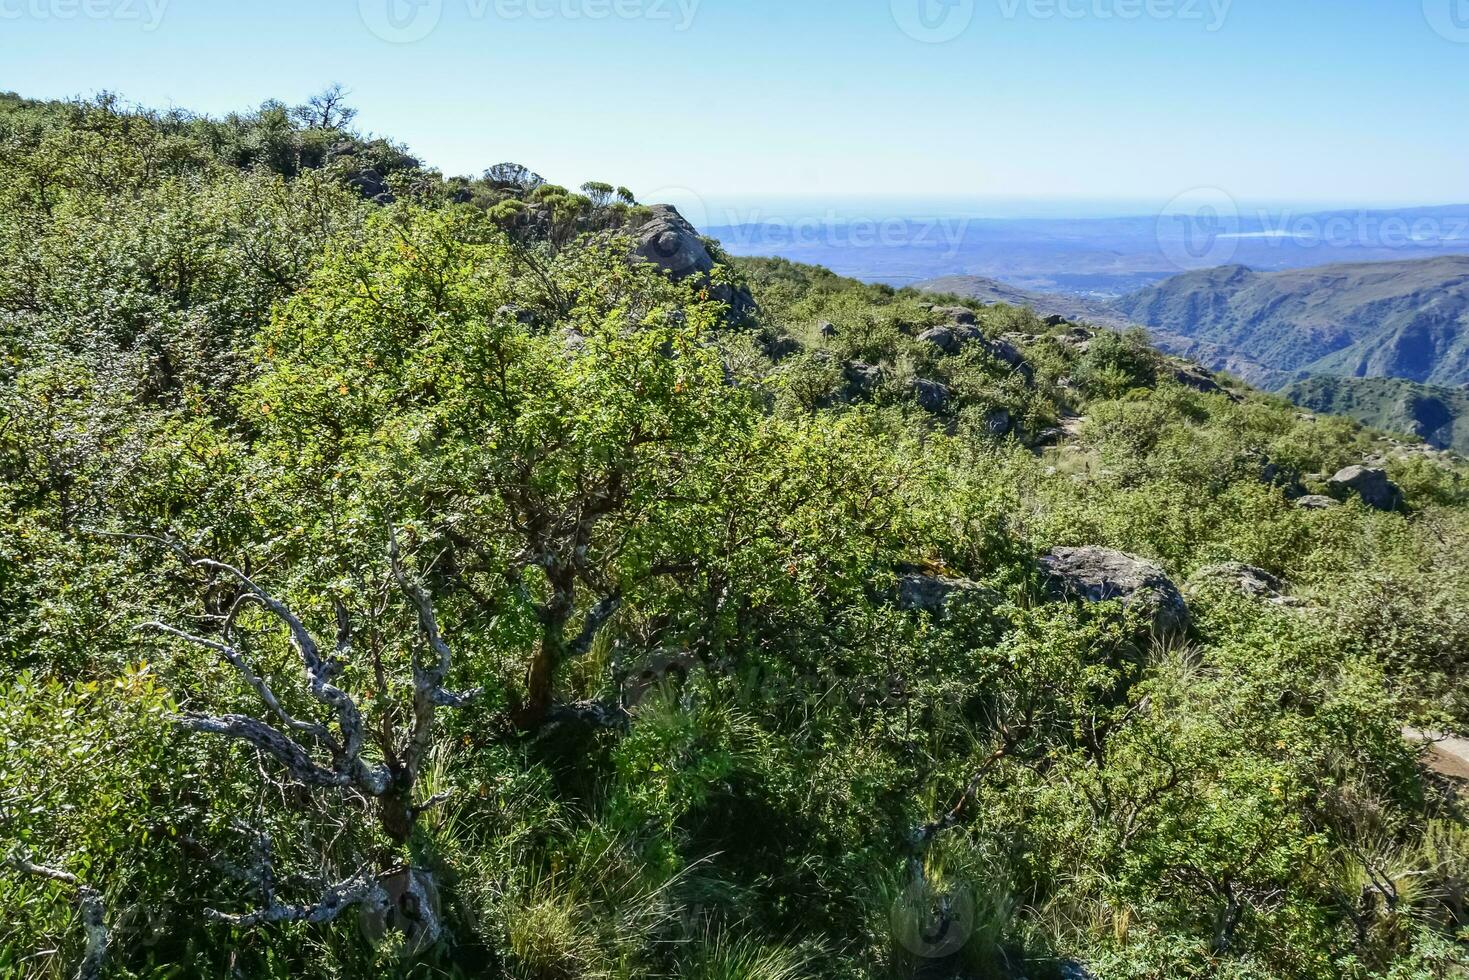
[1,92,1467,980]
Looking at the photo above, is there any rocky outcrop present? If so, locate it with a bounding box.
[1295,494,1341,511]
[1165,360,1228,397]
[631,205,755,317]
[896,570,993,617]
[761,334,803,362]
[1038,546,1189,636]
[843,362,885,401]
[1327,465,1403,511]
[917,325,972,355]
[930,305,979,327]
[1188,563,1302,607]
[984,407,1012,437]
[910,378,951,413]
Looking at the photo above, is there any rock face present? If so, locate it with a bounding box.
[910,378,951,412]
[896,570,992,617]
[984,407,1012,437]
[1038,546,1190,636]
[930,305,979,327]
[1166,360,1226,396]
[1327,465,1403,511]
[1295,494,1341,511]
[843,362,885,400]
[761,334,803,362]
[631,205,755,317]
[1189,563,1300,606]
[917,326,966,355]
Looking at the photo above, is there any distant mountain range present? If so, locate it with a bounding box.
[1112,256,1469,388]
[917,256,1469,451]
[920,255,1469,388]
[1284,377,1469,454]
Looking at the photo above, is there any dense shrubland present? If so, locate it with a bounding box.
[2,92,1468,979]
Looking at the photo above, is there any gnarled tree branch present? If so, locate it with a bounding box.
[4,852,108,980]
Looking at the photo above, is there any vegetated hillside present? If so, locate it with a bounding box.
[914,274,1134,329]
[1286,375,1469,454]
[4,92,1469,980]
[1113,256,1469,387]
[915,274,1299,390]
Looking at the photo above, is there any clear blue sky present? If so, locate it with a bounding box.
[2,0,1466,213]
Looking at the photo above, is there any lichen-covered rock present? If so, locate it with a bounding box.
[1327,465,1403,511]
[984,407,1012,437]
[930,305,979,327]
[843,362,885,401]
[1189,563,1299,606]
[1295,494,1341,510]
[910,378,951,412]
[896,571,993,617]
[631,204,755,317]
[917,326,964,355]
[1038,546,1190,636]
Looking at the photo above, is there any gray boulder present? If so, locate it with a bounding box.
[632,205,755,316]
[917,326,964,355]
[980,336,1034,381]
[930,305,979,327]
[818,321,839,339]
[1295,494,1340,511]
[1186,558,1304,605]
[1038,546,1190,636]
[1043,314,1070,328]
[910,378,951,413]
[984,407,1013,437]
[762,334,803,362]
[843,362,885,400]
[897,570,993,617]
[1327,466,1403,511]
[632,204,713,278]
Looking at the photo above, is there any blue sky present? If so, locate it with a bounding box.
[2,0,1467,213]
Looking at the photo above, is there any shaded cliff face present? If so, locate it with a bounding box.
[1112,256,1469,387]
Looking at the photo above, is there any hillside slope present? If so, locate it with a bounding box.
[1286,376,1469,454]
[4,92,1469,980]
[915,273,1298,389]
[1113,256,1469,386]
